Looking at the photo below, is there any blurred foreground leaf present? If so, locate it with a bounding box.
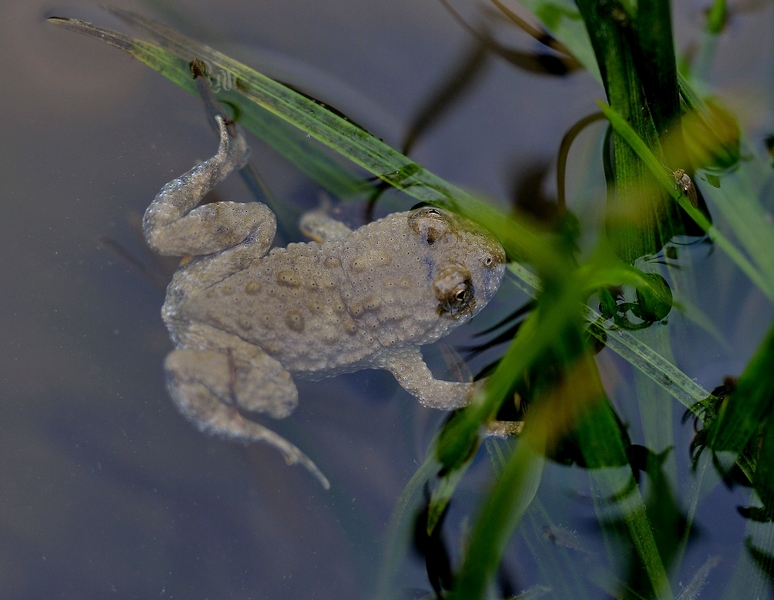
[705,322,774,511]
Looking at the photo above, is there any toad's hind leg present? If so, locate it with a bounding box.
[143,116,274,259]
[164,347,330,489]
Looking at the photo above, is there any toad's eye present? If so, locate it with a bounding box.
[409,206,449,244]
[484,256,493,267]
[433,265,475,318]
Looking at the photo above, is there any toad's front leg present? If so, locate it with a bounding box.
[378,347,478,410]
[380,347,524,437]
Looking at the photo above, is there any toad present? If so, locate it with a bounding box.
[143,117,505,487]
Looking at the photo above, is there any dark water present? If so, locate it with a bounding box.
[2,0,773,598]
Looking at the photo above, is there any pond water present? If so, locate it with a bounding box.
[2,0,774,598]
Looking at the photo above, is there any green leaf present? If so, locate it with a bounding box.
[634,0,681,136]
[576,0,685,263]
[578,402,674,600]
[708,322,774,456]
[48,16,369,203]
[448,436,545,600]
[597,100,774,301]
[706,0,728,34]
[427,461,471,535]
[508,261,713,412]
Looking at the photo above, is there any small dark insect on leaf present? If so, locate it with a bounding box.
[673,169,699,208]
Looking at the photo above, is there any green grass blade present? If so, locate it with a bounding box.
[677,73,774,286]
[576,0,687,263]
[706,0,728,34]
[634,0,681,136]
[451,347,673,600]
[699,168,774,286]
[578,401,674,600]
[47,16,369,201]
[436,275,586,472]
[708,321,774,455]
[597,100,774,301]
[426,459,472,534]
[448,438,545,600]
[507,262,713,411]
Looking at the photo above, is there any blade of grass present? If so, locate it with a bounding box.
[435,269,592,473]
[576,0,687,263]
[674,451,714,569]
[578,401,674,600]
[701,171,774,285]
[426,460,472,535]
[597,100,774,301]
[447,436,545,600]
[708,322,774,456]
[677,73,774,284]
[452,347,673,600]
[631,327,678,484]
[48,16,370,202]
[634,0,681,137]
[507,262,714,412]
[436,280,599,600]
[706,0,728,34]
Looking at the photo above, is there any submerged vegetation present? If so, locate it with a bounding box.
[51,1,774,598]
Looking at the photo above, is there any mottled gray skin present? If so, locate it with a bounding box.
[143,117,505,487]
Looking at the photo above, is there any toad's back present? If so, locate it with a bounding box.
[179,212,459,376]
